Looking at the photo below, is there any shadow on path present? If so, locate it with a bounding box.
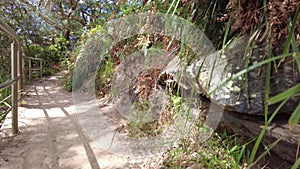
[0,75,136,169]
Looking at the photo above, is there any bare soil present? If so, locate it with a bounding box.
[0,74,159,169]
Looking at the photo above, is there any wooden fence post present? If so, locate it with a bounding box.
[17,48,22,107]
[0,19,21,135]
[28,58,32,81]
[40,59,42,78]
[11,42,18,134]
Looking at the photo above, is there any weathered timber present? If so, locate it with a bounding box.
[223,111,300,163]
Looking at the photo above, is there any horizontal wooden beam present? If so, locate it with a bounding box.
[0,76,21,90]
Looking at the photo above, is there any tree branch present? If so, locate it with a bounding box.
[23,0,64,31]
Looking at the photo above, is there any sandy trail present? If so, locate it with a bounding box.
[0,74,152,169]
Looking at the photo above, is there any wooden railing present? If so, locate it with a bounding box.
[0,20,23,134]
[26,57,43,81]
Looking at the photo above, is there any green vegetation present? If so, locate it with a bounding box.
[94,58,115,97]
[1,0,299,168]
[0,32,13,122]
[163,132,248,168]
[126,91,181,138]
[25,40,68,76]
[212,2,300,168]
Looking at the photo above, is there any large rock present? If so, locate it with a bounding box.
[182,36,300,115]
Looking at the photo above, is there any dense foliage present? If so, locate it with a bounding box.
[1,0,299,168]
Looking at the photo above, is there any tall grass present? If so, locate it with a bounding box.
[218,3,300,167]
[162,0,300,168]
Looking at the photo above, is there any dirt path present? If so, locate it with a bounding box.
[0,74,154,169]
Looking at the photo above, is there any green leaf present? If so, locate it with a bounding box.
[283,4,300,55]
[249,98,288,164]
[287,19,300,72]
[268,84,300,105]
[295,52,300,74]
[292,156,300,169]
[222,10,233,53]
[288,103,300,126]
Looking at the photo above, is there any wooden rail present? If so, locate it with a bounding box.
[26,57,43,81]
[0,19,23,134]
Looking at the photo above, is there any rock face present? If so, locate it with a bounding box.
[113,36,300,115]
[182,36,300,115]
[112,49,175,119]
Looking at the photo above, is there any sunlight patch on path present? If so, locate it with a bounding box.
[0,75,149,169]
